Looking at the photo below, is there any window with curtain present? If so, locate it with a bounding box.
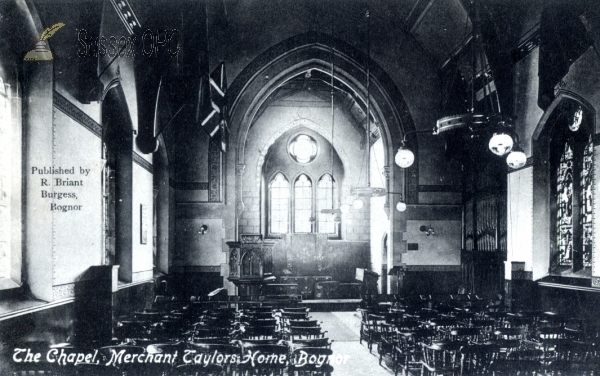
[269,173,290,235]
[294,174,312,233]
[317,174,337,234]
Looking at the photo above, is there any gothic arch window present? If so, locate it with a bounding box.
[556,143,574,266]
[294,174,313,233]
[268,173,290,235]
[317,174,338,235]
[580,135,593,267]
[267,172,341,237]
[551,103,594,272]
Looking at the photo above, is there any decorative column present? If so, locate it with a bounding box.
[383,165,391,219]
[235,164,246,240]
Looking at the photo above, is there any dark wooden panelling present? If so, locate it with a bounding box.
[402,271,461,296]
[405,205,462,221]
[170,272,223,300]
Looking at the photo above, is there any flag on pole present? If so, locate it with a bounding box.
[197,61,229,152]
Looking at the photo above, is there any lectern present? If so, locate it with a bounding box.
[227,234,278,296]
[356,268,379,295]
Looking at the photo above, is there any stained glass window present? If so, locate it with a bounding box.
[294,174,312,233]
[580,135,593,267]
[269,173,289,234]
[556,143,573,266]
[317,174,337,234]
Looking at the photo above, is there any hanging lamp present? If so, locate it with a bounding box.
[395,0,522,169]
[319,14,345,218]
[351,9,387,209]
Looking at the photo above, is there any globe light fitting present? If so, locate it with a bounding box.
[352,198,364,210]
[506,146,526,169]
[395,145,415,168]
[488,132,514,156]
[396,201,407,212]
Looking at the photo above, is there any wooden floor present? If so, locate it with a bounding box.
[312,311,394,375]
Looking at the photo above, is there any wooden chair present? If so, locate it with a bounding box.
[290,337,333,349]
[359,313,386,352]
[115,320,149,343]
[283,307,310,313]
[487,349,543,375]
[288,319,320,328]
[420,342,461,376]
[192,326,231,342]
[243,324,279,340]
[290,326,327,339]
[378,322,397,366]
[393,332,420,376]
[469,319,496,340]
[492,327,525,358]
[545,340,598,375]
[459,343,499,375]
[282,311,310,321]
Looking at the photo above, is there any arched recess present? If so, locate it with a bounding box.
[101,85,134,282]
[531,90,597,280]
[227,32,418,245]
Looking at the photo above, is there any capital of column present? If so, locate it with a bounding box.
[236,164,246,176]
[383,165,391,178]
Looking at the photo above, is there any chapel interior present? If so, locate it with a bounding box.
[2,0,600,375]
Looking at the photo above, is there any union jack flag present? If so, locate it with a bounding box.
[197,62,229,152]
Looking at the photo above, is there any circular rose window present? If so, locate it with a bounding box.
[288,134,318,164]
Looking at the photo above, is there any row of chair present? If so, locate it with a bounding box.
[358,298,598,375]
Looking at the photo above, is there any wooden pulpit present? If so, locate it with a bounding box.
[227,234,278,296]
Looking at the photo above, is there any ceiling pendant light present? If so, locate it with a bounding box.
[396,201,407,212]
[433,0,517,168]
[395,145,415,168]
[488,132,514,156]
[340,203,351,214]
[506,144,526,169]
[351,9,387,199]
[352,197,364,210]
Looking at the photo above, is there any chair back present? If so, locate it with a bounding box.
[459,343,499,374]
[289,319,320,328]
[421,342,455,373]
[243,324,278,339]
[291,337,333,349]
[290,326,326,339]
[283,311,309,320]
